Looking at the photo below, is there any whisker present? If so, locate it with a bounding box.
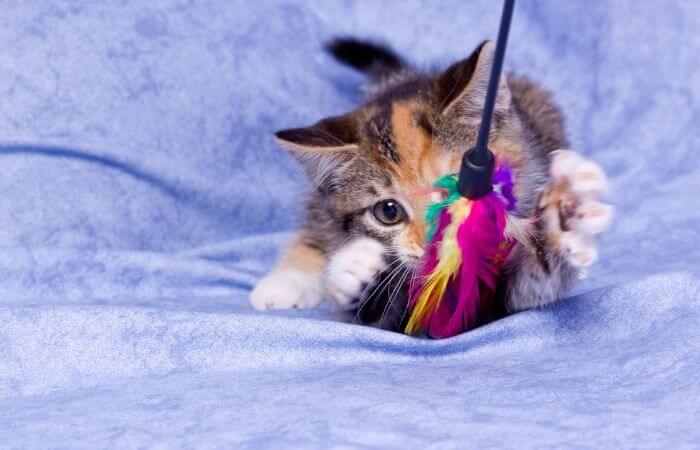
[380,264,407,315]
[359,260,403,304]
[352,259,403,322]
[375,262,408,323]
[379,265,411,327]
[399,265,420,327]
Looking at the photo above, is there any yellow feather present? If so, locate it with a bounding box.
[405,199,472,334]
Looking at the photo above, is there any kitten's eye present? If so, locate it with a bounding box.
[372,199,406,226]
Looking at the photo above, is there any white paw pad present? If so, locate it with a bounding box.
[326,238,387,306]
[547,150,613,271]
[250,269,324,310]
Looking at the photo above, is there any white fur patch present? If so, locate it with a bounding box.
[250,269,324,310]
[549,150,613,272]
[550,149,608,195]
[326,237,387,306]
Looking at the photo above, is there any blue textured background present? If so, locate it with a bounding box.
[1,1,699,447]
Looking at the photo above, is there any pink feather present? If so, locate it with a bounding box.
[429,193,508,338]
[406,163,516,338]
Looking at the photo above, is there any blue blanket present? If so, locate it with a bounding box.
[1,0,699,447]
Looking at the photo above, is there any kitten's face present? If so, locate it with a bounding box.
[277,41,524,268]
[317,99,463,267]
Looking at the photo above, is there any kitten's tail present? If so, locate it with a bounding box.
[325,37,409,81]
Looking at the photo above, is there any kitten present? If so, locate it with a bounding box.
[250,38,612,332]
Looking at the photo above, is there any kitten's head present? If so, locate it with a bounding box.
[276,41,528,267]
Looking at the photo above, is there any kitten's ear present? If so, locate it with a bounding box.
[275,114,359,152]
[275,114,358,184]
[434,40,511,116]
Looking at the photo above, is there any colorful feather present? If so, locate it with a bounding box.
[405,163,516,338]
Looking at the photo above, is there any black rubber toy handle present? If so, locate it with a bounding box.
[457,0,515,199]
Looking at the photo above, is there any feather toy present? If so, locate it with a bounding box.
[405,0,517,338]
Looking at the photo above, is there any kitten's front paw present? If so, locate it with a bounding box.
[540,150,613,274]
[326,238,387,307]
[250,270,324,310]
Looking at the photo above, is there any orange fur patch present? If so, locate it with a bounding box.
[403,220,427,256]
[277,238,325,273]
[390,101,463,189]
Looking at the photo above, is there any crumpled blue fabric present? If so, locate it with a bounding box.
[0,0,698,447]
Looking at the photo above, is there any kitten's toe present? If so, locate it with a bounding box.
[550,149,609,195]
[250,269,324,310]
[327,238,386,307]
[570,199,614,235]
[560,232,598,269]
